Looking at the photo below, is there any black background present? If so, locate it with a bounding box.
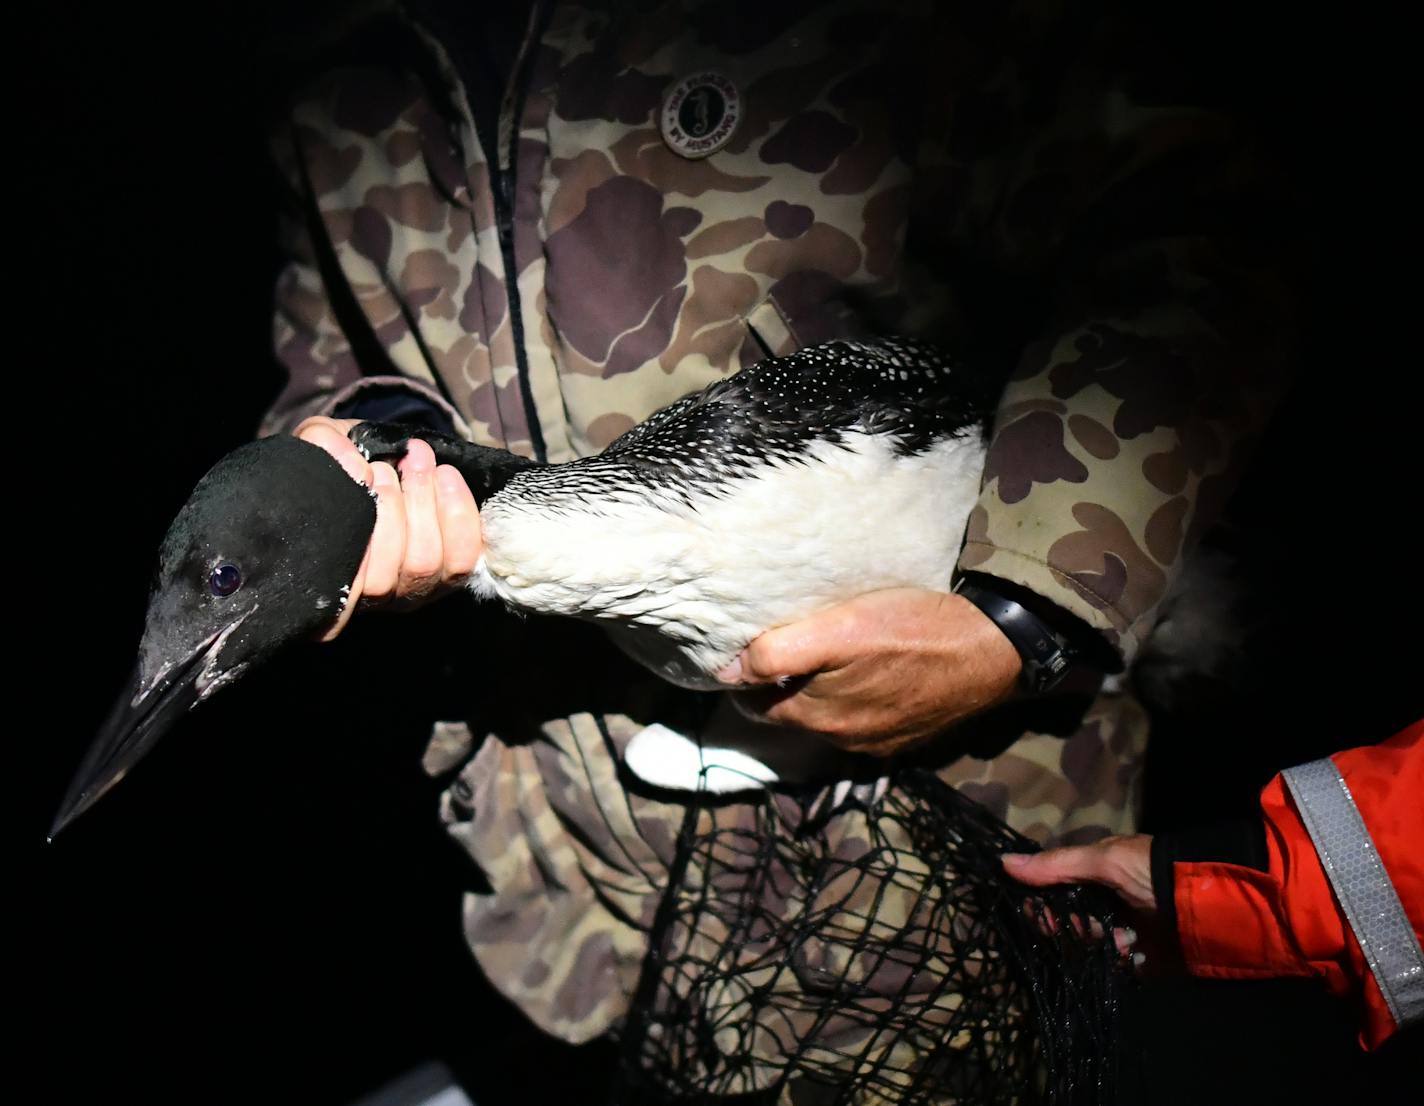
[21,3,1420,1103]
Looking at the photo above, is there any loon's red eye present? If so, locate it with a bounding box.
[209,564,242,597]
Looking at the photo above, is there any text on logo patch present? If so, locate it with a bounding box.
[661,72,740,159]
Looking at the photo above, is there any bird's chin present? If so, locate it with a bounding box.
[195,660,250,701]
[194,610,256,700]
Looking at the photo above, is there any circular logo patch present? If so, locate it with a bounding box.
[660,71,740,159]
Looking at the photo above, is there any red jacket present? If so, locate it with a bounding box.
[1161,720,1422,1049]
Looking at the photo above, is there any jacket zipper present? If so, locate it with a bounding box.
[469,2,550,464]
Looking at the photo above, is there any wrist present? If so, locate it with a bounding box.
[953,573,1115,695]
[960,595,1025,693]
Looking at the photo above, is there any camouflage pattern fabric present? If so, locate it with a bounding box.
[264,0,1294,1046]
[428,696,1143,1048]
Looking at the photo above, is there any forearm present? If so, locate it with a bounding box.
[1156,722,1423,1049]
[263,101,473,442]
[264,209,466,439]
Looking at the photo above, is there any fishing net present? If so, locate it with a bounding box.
[613,767,1128,1106]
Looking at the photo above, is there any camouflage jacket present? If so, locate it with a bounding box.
[265,0,1295,1049]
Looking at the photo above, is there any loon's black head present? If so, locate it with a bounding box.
[51,436,375,838]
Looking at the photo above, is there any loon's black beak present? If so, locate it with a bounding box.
[49,626,228,841]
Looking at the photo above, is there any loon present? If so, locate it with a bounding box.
[52,338,991,835]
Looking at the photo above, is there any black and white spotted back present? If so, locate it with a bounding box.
[599,338,991,488]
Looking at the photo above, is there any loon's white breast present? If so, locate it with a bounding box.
[472,427,986,689]
[452,337,994,793]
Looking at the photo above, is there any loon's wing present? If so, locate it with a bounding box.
[601,338,991,484]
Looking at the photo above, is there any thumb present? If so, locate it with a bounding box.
[718,613,841,685]
[317,549,367,642]
[1001,846,1107,888]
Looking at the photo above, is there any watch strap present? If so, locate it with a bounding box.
[954,578,1078,694]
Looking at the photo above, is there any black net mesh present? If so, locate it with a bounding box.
[614,768,1128,1106]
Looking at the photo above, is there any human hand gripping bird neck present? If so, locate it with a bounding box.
[294,416,484,639]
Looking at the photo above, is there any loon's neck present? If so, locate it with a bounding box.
[351,424,543,506]
[446,442,544,504]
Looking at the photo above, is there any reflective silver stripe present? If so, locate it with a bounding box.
[1282,758,1424,1030]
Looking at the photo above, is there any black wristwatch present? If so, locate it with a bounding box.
[954,576,1085,696]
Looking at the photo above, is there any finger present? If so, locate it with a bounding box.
[395,440,443,597]
[294,418,364,459]
[362,462,406,599]
[756,695,899,756]
[294,415,362,439]
[296,423,372,486]
[316,548,368,642]
[720,614,847,685]
[1001,847,1109,888]
[1067,912,1099,941]
[1021,897,1055,939]
[759,689,837,733]
[729,663,841,716]
[434,465,482,581]
[728,682,803,724]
